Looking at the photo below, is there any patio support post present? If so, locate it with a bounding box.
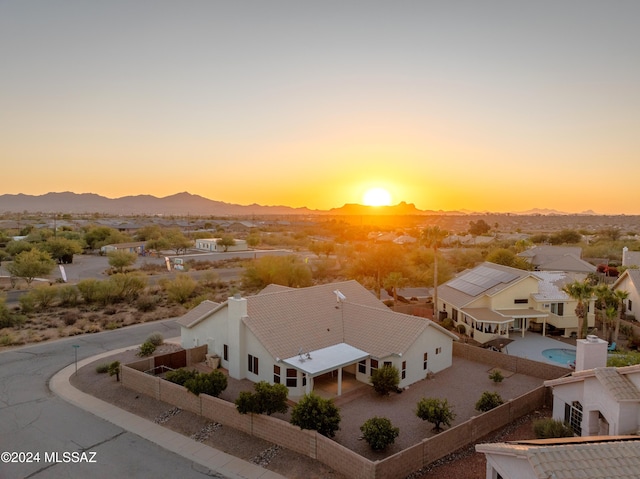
[337,368,343,396]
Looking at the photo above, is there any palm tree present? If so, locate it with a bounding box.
[563,280,594,339]
[593,284,614,341]
[613,289,630,344]
[421,226,448,319]
[605,306,618,344]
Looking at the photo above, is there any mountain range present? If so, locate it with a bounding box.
[0,192,596,216]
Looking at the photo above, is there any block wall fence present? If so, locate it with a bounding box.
[120,342,564,479]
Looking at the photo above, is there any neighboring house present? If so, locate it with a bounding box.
[476,436,640,479]
[194,238,248,252]
[622,246,640,268]
[518,245,594,274]
[544,337,640,437]
[612,268,640,320]
[100,241,146,255]
[442,234,495,246]
[438,263,593,344]
[178,280,457,397]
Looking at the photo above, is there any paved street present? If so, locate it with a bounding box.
[0,319,235,479]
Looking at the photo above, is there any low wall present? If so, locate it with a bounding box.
[453,342,569,380]
[121,359,551,479]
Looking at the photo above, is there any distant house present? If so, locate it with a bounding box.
[194,238,248,252]
[612,268,640,321]
[100,241,146,255]
[177,280,457,397]
[518,245,595,274]
[438,262,593,343]
[476,436,640,479]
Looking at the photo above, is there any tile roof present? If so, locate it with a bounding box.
[243,280,457,361]
[532,271,572,302]
[175,300,220,328]
[537,254,597,273]
[477,438,640,479]
[594,368,640,401]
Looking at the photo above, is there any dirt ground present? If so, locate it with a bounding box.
[71,344,550,479]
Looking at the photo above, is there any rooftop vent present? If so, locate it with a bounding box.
[587,335,599,343]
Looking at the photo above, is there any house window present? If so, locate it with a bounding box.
[286,368,297,387]
[565,401,582,436]
[358,360,366,374]
[423,352,428,370]
[223,344,228,361]
[551,303,564,316]
[383,361,392,368]
[629,300,633,312]
[452,309,458,321]
[435,347,442,355]
[370,359,378,375]
[514,298,528,304]
[273,365,281,384]
[401,361,406,380]
[248,354,259,375]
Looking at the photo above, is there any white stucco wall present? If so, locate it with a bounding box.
[484,455,538,479]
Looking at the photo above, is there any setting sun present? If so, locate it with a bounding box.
[362,187,392,207]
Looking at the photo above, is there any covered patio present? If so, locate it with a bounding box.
[463,307,548,344]
[281,343,369,398]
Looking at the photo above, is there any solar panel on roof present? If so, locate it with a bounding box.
[447,266,519,296]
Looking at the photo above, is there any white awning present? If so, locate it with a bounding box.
[281,343,369,377]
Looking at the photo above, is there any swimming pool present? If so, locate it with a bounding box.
[542,348,576,365]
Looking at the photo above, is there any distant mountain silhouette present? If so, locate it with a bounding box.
[0,191,594,216]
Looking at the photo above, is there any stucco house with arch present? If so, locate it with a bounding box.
[177,280,457,397]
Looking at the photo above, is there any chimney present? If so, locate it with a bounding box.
[623,246,629,266]
[227,294,248,379]
[575,335,608,371]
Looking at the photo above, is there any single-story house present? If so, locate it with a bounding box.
[194,238,248,252]
[178,280,457,397]
[100,241,146,255]
[545,337,640,437]
[622,247,640,268]
[518,245,595,274]
[476,436,640,479]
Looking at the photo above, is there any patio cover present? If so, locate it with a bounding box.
[281,343,369,396]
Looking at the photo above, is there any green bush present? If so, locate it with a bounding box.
[370,365,400,396]
[533,418,574,439]
[108,361,121,381]
[360,416,399,451]
[184,370,228,397]
[235,381,289,415]
[95,363,110,374]
[290,393,341,437]
[146,332,164,347]
[475,391,504,412]
[57,284,79,306]
[489,370,504,383]
[136,293,159,312]
[137,341,157,357]
[165,368,198,386]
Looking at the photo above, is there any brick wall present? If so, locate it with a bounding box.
[201,394,252,434]
[316,434,375,479]
[121,365,160,400]
[159,379,201,415]
[453,342,570,379]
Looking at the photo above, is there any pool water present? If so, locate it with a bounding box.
[542,348,576,365]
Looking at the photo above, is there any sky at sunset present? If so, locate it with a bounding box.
[1,1,639,214]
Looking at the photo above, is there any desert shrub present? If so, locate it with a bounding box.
[161,275,197,304]
[137,340,156,357]
[235,381,289,416]
[136,293,159,312]
[95,363,110,374]
[416,397,455,432]
[360,416,400,451]
[0,297,17,327]
[489,370,504,383]
[29,285,59,310]
[184,370,228,397]
[290,393,341,437]
[533,418,574,439]
[165,368,198,386]
[57,284,79,306]
[18,294,36,314]
[107,273,147,303]
[475,391,504,412]
[77,279,102,304]
[96,279,123,306]
[441,318,454,330]
[146,332,164,347]
[370,365,400,396]
[61,311,77,326]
